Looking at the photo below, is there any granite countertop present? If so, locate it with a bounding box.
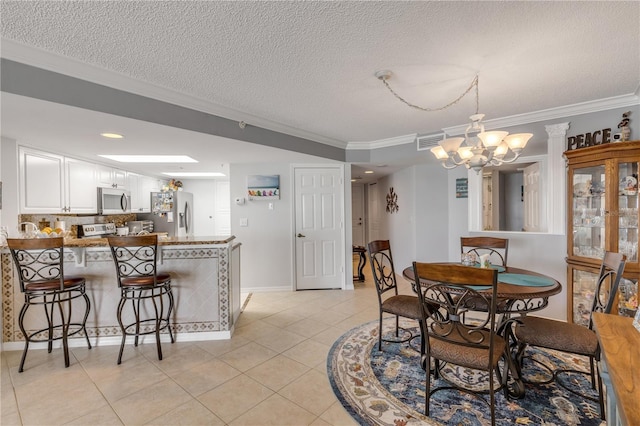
[2,235,236,248]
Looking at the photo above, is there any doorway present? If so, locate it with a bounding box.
[294,166,345,290]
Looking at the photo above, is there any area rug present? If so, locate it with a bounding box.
[327,319,606,426]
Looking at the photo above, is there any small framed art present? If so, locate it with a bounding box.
[247,175,280,200]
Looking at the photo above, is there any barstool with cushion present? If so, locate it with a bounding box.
[107,235,175,364]
[7,237,92,372]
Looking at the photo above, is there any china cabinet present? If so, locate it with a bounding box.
[566,141,640,325]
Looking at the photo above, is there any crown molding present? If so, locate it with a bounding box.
[0,38,347,149]
[346,93,638,151]
[442,93,639,136]
[346,133,417,150]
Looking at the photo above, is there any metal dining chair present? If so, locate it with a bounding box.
[7,237,92,372]
[514,251,625,420]
[413,262,517,426]
[460,236,509,267]
[367,240,424,352]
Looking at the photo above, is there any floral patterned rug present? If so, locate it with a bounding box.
[327,319,606,426]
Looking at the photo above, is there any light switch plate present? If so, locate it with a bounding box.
[240,217,248,227]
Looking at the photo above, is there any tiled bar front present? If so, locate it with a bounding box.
[1,236,241,348]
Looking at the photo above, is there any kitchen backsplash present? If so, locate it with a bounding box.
[18,214,138,238]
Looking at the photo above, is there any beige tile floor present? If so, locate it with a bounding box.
[1,262,415,425]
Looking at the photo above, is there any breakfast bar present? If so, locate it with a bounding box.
[1,236,241,348]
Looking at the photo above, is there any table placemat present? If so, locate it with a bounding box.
[498,273,556,287]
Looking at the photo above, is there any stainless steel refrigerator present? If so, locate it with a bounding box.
[140,191,194,237]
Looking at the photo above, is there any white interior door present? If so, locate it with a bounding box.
[351,183,365,246]
[523,162,541,232]
[294,167,344,290]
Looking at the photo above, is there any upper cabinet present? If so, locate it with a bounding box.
[19,147,98,214]
[566,141,639,325]
[128,173,165,213]
[19,146,166,215]
[97,165,128,189]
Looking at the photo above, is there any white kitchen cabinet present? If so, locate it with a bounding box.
[97,165,128,189]
[129,173,166,212]
[19,147,98,213]
[65,158,98,213]
[19,148,65,213]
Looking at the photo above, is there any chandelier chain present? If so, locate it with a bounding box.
[380,74,479,113]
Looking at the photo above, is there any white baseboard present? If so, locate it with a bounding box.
[0,329,235,352]
[241,285,293,293]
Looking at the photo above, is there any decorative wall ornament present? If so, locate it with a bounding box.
[386,187,399,214]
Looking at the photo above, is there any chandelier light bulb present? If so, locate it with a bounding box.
[504,133,533,152]
[478,131,509,149]
[430,145,449,160]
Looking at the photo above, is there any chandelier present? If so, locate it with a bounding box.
[376,71,532,173]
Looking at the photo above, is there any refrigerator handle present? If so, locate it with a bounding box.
[184,201,190,234]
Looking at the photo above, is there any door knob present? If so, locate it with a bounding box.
[297,233,306,238]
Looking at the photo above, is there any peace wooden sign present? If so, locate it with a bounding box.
[567,128,613,151]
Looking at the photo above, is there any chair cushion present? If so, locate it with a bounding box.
[121,272,172,288]
[429,332,506,370]
[381,295,422,320]
[25,276,85,292]
[515,316,598,356]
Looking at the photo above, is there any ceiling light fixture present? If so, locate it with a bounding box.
[98,155,198,163]
[376,71,532,173]
[100,132,124,139]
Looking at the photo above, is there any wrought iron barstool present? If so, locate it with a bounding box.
[7,237,92,372]
[107,235,174,364]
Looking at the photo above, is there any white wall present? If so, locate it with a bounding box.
[230,163,294,292]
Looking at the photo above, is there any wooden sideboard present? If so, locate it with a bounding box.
[592,312,640,425]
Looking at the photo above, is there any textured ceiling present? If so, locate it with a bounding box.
[1,1,639,177]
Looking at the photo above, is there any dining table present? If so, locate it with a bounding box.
[402,263,562,399]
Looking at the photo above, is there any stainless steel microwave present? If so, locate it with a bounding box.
[98,187,131,214]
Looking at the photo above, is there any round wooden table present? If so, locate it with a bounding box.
[402,264,562,399]
[402,265,562,316]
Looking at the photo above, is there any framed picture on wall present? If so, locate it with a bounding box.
[247,175,280,200]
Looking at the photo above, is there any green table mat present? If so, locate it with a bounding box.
[498,273,555,287]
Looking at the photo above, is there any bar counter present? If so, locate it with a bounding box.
[1,235,241,348]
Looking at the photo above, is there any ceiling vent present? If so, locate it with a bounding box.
[416,133,445,151]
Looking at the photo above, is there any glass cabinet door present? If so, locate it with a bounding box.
[617,161,639,263]
[572,165,606,259]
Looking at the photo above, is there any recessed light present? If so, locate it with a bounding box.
[98,155,198,163]
[162,172,226,177]
[364,170,374,174]
[100,133,124,139]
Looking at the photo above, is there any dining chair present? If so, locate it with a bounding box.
[7,237,92,372]
[107,235,175,364]
[460,236,509,267]
[514,251,625,420]
[367,240,424,352]
[413,261,515,426]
